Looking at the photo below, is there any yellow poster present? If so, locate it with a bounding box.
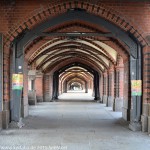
[131,80,142,96]
[12,74,23,90]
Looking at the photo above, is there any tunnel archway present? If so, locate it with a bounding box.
[51,62,100,101]
[10,8,142,132]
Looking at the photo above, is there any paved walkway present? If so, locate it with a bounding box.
[0,92,150,150]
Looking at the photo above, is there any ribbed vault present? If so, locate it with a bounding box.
[25,21,128,75]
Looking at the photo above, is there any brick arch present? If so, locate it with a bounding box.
[42,51,106,73]
[60,72,91,83]
[67,79,85,89]
[65,76,88,90]
[24,21,128,64]
[46,57,102,75]
[59,72,90,93]
[59,68,93,81]
[29,42,115,66]
[23,20,129,66]
[61,74,89,86]
[33,46,113,71]
[4,0,147,47]
[67,79,85,88]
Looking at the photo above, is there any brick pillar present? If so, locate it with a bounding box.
[100,74,103,102]
[102,71,108,105]
[0,34,3,130]
[122,60,130,121]
[49,74,53,100]
[43,74,53,101]
[114,66,124,111]
[107,66,115,107]
[43,74,50,102]
[35,72,43,102]
[2,46,10,129]
[141,46,150,133]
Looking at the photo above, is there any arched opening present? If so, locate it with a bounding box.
[10,8,142,132]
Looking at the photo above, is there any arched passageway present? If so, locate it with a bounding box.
[0,1,150,136]
[10,8,141,132]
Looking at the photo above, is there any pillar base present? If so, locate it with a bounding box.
[0,111,2,130]
[10,118,25,129]
[22,97,29,118]
[94,97,100,101]
[44,93,52,102]
[37,96,43,102]
[102,95,108,105]
[141,115,148,132]
[114,97,123,112]
[22,104,29,118]
[2,110,10,129]
[52,97,58,101]
[129,122,142,131]
[107,96,114,107]
[28,91,37,105]
[44,97,51,102]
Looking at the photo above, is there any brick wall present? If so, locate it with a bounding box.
[0,0,149,46]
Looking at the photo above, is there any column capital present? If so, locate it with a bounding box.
[115,65,124,71]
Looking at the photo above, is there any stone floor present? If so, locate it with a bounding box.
[0,92,150,150]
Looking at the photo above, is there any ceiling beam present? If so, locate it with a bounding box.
[40,32,114,37]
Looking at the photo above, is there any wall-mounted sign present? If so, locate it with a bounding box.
[131,80,142,96]
[12,74,23,90]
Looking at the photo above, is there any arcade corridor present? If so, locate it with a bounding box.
[1,0,150,150]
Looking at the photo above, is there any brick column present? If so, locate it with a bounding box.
[43,74,53,101]
[100,74,103,102]
[107,66,115,107]
[35,72,43,102]
[2,46,10,129]
[141,46,150,133]
[0,34,3,129]
[43,74,50,102]
[114,66,124,111]
[102,71,108,105]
